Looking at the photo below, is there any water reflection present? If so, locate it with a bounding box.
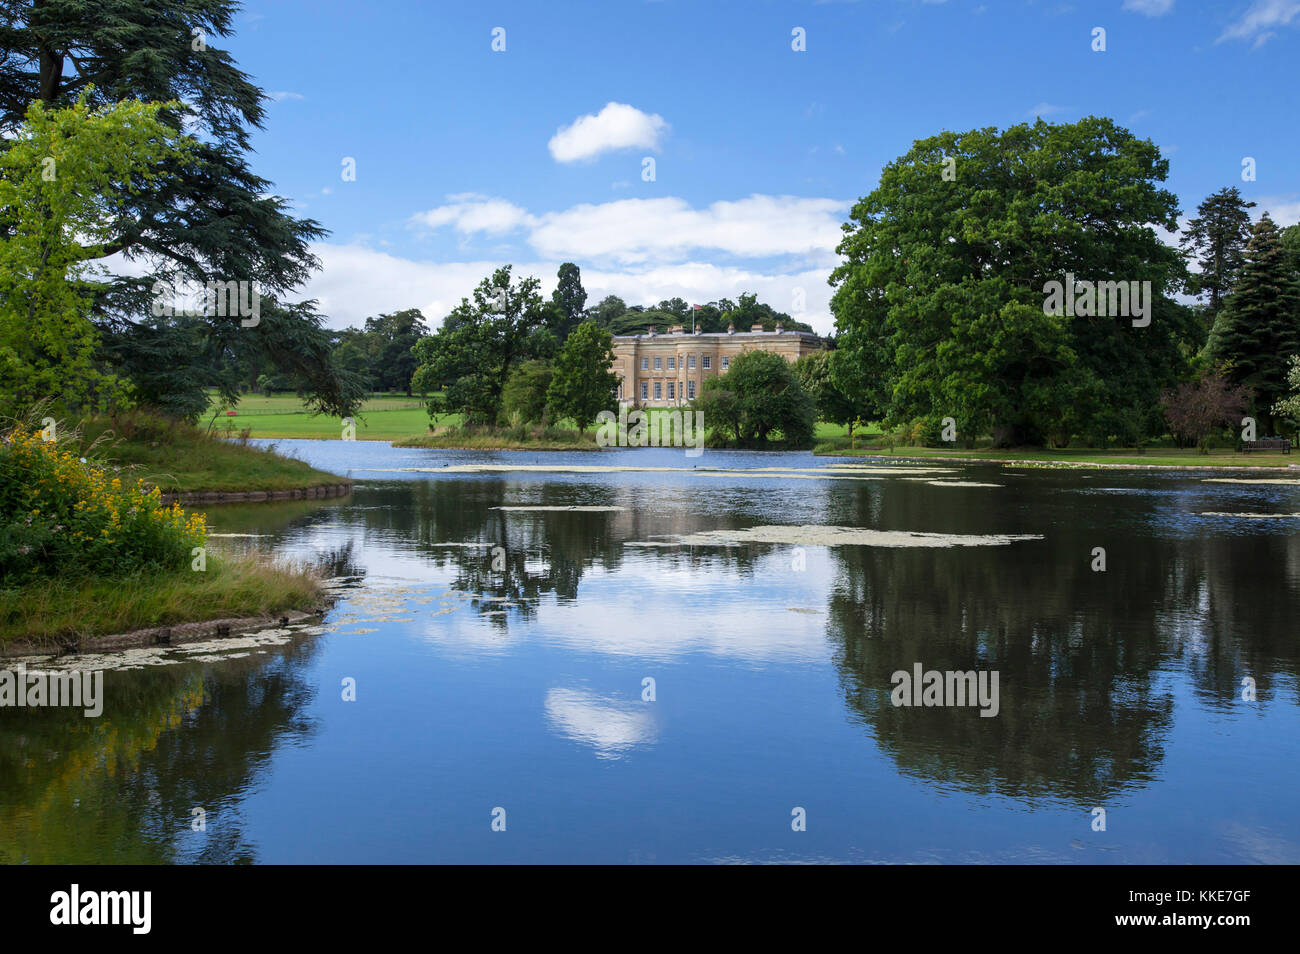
[3,445,1298,862]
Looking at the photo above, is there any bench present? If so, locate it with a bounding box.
[1242,439,1291,454]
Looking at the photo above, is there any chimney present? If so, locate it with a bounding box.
[775,323,784,333]
[668,325,683,334]
[647,325,657,336]
[751,323,765,333]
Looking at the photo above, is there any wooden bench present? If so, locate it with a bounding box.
[1242,439,1291,454]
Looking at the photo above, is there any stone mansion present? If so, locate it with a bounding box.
[611,323,825,408]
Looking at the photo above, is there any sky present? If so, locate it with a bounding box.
[218,0,1300,334]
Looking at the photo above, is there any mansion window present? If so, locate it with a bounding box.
[668,357,675,370]
[721,356,730,370]
[688,355,696,369]
[641,382,648,401]
[687,380,696,399]
[702,356,711,369]
[654,381,662,399]
[668,382,676,400]
[641,357,649,370]
[654,357,662,370]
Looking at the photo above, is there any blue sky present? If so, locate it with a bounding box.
[219,0,1299,332]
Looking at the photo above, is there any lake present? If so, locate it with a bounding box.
[3,439,1298,864]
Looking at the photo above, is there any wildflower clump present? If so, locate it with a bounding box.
[0,428,206,582]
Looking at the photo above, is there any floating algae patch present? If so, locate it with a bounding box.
[11,624,316,672]
[1203,478,1300,486]
[1199,512,1300,519]
[491,505,626,512]
[362,463,957,480]
[671,525,1043,548]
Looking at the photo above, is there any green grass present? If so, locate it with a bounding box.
[0,555,324,648]
[813,442,1300,469]
[395,423,599,451]
[214,392,444,441]
[77,414,347,493]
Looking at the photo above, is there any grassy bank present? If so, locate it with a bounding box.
[79,415,347,493]
[814,441,1300,469]
[212,392,441,441]
[0,555,325,649]
[395,423,599,451]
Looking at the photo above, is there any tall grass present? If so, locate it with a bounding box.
[0,554,323,647]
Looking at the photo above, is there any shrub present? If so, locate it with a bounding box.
[0,427,206,582]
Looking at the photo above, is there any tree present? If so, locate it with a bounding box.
[500,360,554,426]
[794,351,860,437]
[0,95,192,416]
[1205,214,1300,430]
[830,116,1192,447]
[584,294,626,328]
[695,350,815,447]
[1161,368,1250,451]
[363,308,429,394]
[0,0,362,418]
[721,292,814,333]
[546,321,618,434]
[1271,354,1300,440]
[1180,187,1255,330]
[410,266,551,425]
[551,263,586,340]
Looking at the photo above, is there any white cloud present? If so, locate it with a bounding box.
[543,688,657,759]
[410,193,536,235]
[413,193,849,267]
[1026,102,1071,118]
[1122,0,1175,16]
[268,91,305,102]
[547,102,669,163]
[1254,195,1300,227]
[531,195,847,265]
[302,244,839,334]
[1217,0,1300,45]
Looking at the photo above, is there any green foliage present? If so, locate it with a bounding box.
[721,292,814,333]
[0,95,194,417]
[1205,214,1300,426]
[0,0,360,420]
[500,360,554,425]
[410,266,553,425]
[546,321,619,434]
[694,350,816,448]
[0,426,206,584]
[551,263,587,339]
[794,350,862,433]
[830,116,1192,448]
[1271,354,1300,436]
[1180,187,1256,330]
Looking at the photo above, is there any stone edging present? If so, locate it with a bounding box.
[159,481,352,505]
[0,607,332,658]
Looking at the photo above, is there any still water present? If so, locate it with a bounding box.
[3,440,1299,864]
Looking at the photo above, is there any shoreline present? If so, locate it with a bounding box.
[158,481,353,506]
[0,606,332,659]
[816,451,1300,472]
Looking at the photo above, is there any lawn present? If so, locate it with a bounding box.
[209,392,443,441]
[78,414,348,493]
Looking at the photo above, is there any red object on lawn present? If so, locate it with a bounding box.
[226,411,237,416]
